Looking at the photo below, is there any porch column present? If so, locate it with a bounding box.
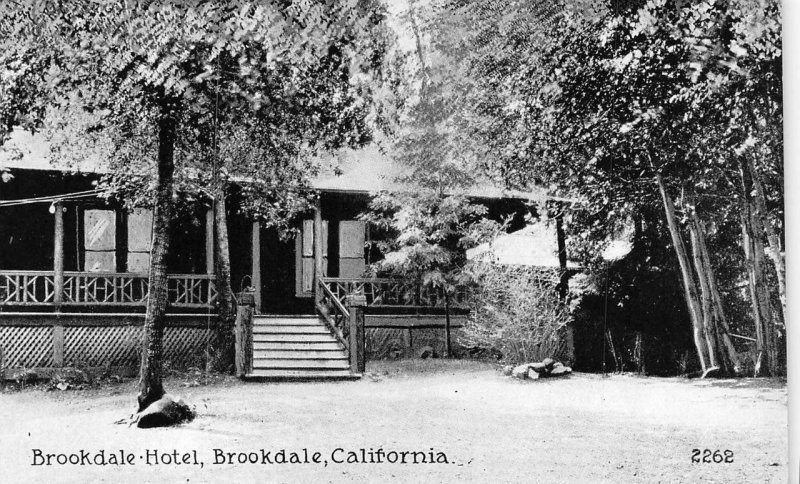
[313,197,324,306]
[205,207,214,274]
[53,201,65,367]
[251,221,262,313]
[53,201,64,305]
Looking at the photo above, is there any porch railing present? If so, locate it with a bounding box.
[0,271,217,309]
[319,277,470,310]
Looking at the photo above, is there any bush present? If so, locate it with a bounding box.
[461,263,571,365]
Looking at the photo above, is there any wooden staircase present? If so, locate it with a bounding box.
[247,315,359,379]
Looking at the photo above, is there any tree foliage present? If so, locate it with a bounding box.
[0,0,391,408]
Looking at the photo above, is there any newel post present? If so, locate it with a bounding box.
[345,294,366,374]
[234,290,255,378]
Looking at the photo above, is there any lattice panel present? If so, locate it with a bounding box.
[163,327,212,368]
[366,328,406,359]
[0,326,54,368]
[65,326,143,367]
[64,326,212,369]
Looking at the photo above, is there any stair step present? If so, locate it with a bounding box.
[253,341,343,351]
[253,319,323,326]
[253,326,330,334]
[252,350,347,359]
[246,369,358,379]
[253,333,338,343]
[254,314,318,319]
[252,359,351,369]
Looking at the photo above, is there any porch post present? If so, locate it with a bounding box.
[234,290,255,378]
[313,196,324,306]
[346,294,366,374]
[53,201,64,305]
[53,201,65,367]
[251,221,262,313]
[205,207,214,274]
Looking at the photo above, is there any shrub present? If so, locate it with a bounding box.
[461,263,571,365]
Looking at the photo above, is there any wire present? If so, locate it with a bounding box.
[0,189,107,207]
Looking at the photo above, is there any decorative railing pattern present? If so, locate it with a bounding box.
[0,271,56,304]
[320,277,470,309]
[316,278,350,348]
[0,271,217,308]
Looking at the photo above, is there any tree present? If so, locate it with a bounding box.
[1,0,389,412]
[401,0,783,375]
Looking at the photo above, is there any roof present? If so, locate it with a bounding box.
[466,221,580,269]
[1,127,554,202]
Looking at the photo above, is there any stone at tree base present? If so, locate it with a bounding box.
[501,365,513,376]
[526,368,541,380]
[542,358,556,371]
[136,394,195,428]
[417,346,434,359]
[553,361,564,369]
[511,364,530,379]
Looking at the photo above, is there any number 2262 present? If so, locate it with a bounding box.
[692,449,733,463]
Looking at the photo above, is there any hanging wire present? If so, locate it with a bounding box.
[0,189,106,207]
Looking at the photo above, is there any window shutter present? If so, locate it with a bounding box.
[338,220,365,278]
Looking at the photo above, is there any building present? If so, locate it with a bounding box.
[0,131,559,379]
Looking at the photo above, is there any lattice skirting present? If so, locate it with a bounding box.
[1,325,212,370]
[366,327,468,359]
[0,326,54,368]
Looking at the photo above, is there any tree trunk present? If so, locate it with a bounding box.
[211,187,236,370]
[555,209,569,301]
[137,101,177,412]
[749,208,779,375]
[688,218,719,370]
[691,212,742,375]
[443,289,451,358]
[741,206,766,376]
[655,174,709,372]
[739,159,779,376]
[746,157,785,323]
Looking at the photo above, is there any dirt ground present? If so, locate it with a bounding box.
[0,360,787,483]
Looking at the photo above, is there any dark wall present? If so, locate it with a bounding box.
[0,169,93,271]
[0,168,206,273]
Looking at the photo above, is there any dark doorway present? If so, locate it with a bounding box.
[260,227,313,314]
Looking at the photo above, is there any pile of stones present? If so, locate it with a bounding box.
[503,357,572,380]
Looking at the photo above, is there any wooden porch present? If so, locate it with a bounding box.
[0,270,218,378]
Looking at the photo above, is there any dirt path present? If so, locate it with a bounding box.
[0,360,787,483]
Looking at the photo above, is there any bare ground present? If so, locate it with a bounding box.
[0,360,787,483]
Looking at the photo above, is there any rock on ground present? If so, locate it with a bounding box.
[136,394,195,428]
[512,364,530,379]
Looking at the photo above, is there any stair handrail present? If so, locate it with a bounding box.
[316,277,350,349]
